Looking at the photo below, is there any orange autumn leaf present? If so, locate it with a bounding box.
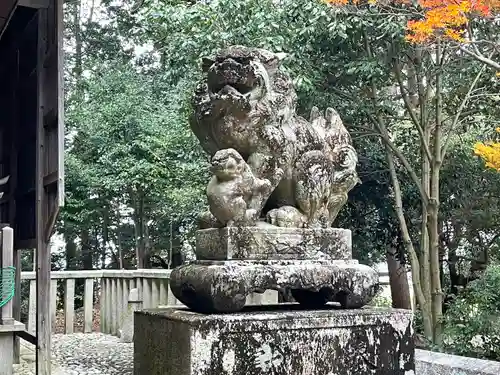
[324,0,500,43]
[406,0,497,43]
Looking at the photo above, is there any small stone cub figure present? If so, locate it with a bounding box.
[206,148,271,227]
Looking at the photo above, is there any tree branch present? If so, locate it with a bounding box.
[364,116,430,206]
[459,45,500,70]
[441,58,490,159]
[393,59,432,162]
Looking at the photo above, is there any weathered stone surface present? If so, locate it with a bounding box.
[169,260,379,313]
[415,349,500,375]
[191,45,359,228]
[196,226,352,261]
[204,148,272,227]
[133,307,414,375]
[119,288,142,343]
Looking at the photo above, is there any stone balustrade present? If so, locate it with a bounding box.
[19,269,391,337]
[20,269,180,336]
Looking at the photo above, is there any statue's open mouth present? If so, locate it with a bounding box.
[228,83,253,95]
[209,79,258,97]
[206,58,261,97]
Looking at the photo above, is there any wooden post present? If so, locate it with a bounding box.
[9,33,21,365]
[36,0,65,372]
[50,280,58,332]
[28,280,36,334]
[0,227,14,325]
[84,278,94,333]
[12,247,20,364]
[64,279,75,334]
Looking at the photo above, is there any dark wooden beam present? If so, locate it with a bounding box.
[10,40,21,365]
[15,330,37,345]
[18,0,49,9]
[0,1,16,40]
[36,0,64,373]
[36,6,51,374]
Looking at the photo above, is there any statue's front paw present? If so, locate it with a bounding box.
[244,209,259,224]
[258,178,272,193]
[266,206,306,228]
[198,211,223,229]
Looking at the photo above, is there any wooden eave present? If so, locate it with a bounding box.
[0,0,17,39]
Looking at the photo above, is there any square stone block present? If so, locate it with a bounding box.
[195,226,352,260]
[134,306,414,375]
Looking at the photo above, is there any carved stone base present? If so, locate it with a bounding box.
[133,307,415,375]
[196,225,352,260]
[169,260,379,313]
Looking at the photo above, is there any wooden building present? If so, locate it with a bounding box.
[0,0,64,374]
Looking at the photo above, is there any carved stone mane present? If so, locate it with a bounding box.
[190,45,359,228]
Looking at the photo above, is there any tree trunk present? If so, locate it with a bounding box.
[101,208,109,269]
[65,235,78,270]
[132,187,147,269]
[385,146,433,339]
[73,0,83,97]
[80,229,93,270]
[116,231,124,269]
[143,215,151,268]
[420,121,432,315]
[428,44,445,344]
[387,247,412,309]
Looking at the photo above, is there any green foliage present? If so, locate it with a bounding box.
[369,292,392,308]
[62,60,208,267]
[61,0,402,267]
[442,266,500,360]
[61,0,500,306]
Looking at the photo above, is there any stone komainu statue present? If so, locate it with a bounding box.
[169,46,379,314]
[190,45,359,229]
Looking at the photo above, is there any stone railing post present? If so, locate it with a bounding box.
[64,278,75,334]
[0,226,14,325]
[84,278,94,333]
[119,288,142,343]
[51,279,58,332]
[0,225,25,375]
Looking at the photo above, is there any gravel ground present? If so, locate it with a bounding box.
[52,333,133,375]
[14,334,133,375]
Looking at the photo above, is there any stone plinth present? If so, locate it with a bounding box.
[171,226,379,314]
[196,226,352,260]
[416,349,500,375]
[133,306,414,375]
[170,259,379,313]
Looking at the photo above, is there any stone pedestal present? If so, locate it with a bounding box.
[170,226,379,313]
[119,288,142,343]
[134,306,414,375]
[0,321,25,375]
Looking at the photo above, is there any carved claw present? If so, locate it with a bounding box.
[198,211,224,229]
[255,178,272,194]
[310,106,321,122]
